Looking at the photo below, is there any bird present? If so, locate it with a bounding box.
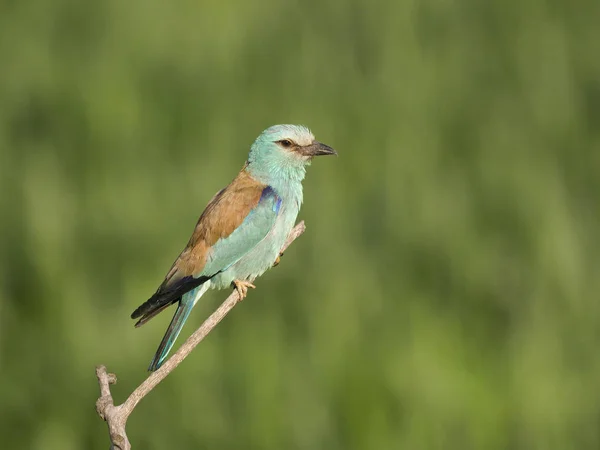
[131,124,336,371]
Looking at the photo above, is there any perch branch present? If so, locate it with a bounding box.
[95,221,306,450]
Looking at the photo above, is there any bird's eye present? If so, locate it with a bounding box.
[279,139,293,148]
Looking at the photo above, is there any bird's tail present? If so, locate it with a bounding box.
[148,284,209,371]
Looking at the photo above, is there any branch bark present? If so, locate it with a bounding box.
[95,221,306,450]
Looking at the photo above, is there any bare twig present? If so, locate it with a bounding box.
[95,221,306,450]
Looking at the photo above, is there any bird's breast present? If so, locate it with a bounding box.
[209,185,302,289]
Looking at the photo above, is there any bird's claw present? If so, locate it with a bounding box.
[233,280,255,301]
[273,255,282,267]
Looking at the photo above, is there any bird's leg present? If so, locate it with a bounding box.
[273,251,285,267]
[232,280,256,301]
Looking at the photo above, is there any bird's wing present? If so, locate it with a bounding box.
[131,168,281,324]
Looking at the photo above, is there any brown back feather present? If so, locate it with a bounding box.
[131,166,267,322]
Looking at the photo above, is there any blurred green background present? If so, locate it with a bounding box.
[1,0,599,448]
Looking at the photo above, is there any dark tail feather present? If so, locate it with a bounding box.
[131,275,211,324]
[133,302,172,328]
[131,292,177,323]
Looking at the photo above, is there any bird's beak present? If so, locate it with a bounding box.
[300,141,338,157]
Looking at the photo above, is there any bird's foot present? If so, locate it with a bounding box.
[273,255,282,267]
[232,280,255,301]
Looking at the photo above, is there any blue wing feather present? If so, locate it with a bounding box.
[200,186,281,276]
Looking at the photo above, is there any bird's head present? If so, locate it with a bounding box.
[247,124,336,183]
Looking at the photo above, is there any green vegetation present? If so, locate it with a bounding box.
[1,0,599,448]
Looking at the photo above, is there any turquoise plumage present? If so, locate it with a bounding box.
[131,124,336,371]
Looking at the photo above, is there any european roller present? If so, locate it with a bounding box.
[131,124,336,371]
